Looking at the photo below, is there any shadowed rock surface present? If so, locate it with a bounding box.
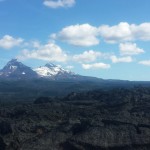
[0,87,150,150]
[0,137,6,150]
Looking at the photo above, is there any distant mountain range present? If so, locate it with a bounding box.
[0,59,100,81]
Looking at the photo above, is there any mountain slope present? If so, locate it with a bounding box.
[0,59,38,79]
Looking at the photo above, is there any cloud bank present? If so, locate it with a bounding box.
[52,22,150,46]
[18,42,67,62]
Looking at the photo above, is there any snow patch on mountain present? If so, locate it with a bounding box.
[34,63,75,77]
[0,59,38,79]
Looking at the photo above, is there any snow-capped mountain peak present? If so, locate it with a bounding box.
[34,63,75,78]
[2,59,23,72]
[0,59,38,79]
[45,63,57,68]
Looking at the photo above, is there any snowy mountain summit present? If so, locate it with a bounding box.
[34,63,75,79]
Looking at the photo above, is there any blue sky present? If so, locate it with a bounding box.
[0,0,150,80]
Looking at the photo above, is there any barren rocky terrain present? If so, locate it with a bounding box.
[0,87,150,150]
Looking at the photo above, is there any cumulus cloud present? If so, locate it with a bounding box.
[43,0,75,8]
[131,23,150,41]
[139,60,150,66]
[51,24,100,47]
[0,35,23,49]
[18,42,67,62]
[82,63,110,70]
[73,50,102,63]
[99,22,133,43]
[110,55,133,63]
[119,42,144,55]
[98,22,150,43]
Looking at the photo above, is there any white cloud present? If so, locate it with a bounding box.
[73,50,102,63]
[43,0,75,8]
[51,22,150,46]
[110,55,133,63]
[82,63,110,70]
[99,22,133,43]
[131,23,150,41]
[98,22,150,43]
[66,65,74,69]
[51,24,100,47]
[18,42,68,62]
[32,41,41,48]
[119,42,144,55]
[0,35,23,49]
[139,60,150,66]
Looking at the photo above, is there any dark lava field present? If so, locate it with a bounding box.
[0,87,150,150]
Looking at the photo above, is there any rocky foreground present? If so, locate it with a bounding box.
[0,87,150,150]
